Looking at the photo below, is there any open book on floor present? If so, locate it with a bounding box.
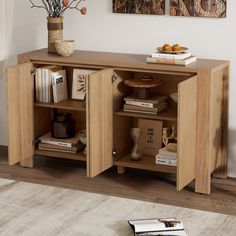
[128,218,187,236]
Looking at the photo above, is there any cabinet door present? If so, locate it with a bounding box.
[177,76,197,190]
[7,63,34,165]
[86,69,114,177]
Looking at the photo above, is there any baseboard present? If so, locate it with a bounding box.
[0,145,8,157]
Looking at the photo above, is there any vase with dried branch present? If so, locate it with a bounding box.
[29,0,87,52]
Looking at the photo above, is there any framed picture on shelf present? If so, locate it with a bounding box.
[138,119,163,156]
[72,69,96,100]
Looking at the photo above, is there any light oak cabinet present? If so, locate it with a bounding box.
[6,49,229,194]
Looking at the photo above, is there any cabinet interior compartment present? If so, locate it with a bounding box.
[32,64,97,162]
[113,70,196,175]
[33,65,98,112]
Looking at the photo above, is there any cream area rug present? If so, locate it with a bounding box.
[0,178,235,236]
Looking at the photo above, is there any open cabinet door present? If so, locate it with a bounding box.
[86,69,114,177]
[7,63,34,165]
[177,76,197,190]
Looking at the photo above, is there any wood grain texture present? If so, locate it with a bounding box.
[0,177,236,235]
[12,49,230,194]
[115,154,176,174]
[170,0,226,18]
[195,69,212,194]
[113,71,133,156]
[177,76,197,191]
[18,48,229,73]
[0,153,236,216]
[87,69,114,177]
[213,65,229,178]
[7,63,34,166]
[113,0,165,15]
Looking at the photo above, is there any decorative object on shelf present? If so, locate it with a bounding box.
[51,112,76,139]
[79,130,87,154]
[29,0,87,52]
[38,132,81,153]
[170,0,226,18]
[138,119,163,156]
[158,44,188,54]
[162,125,177,152]
[130,128,142,160]
[72,69,96,100]
[124,75,163,99]
[148,44,196,65]
[113,0,165,15]
[170,92,178,103]
[55,40,75,57]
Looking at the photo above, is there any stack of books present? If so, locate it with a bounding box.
[156,147,177,166]
[35,65,68,103]
[123,95,168,115]
[38,132,84,154]
[128,218,187,236]
[146,51,196,66]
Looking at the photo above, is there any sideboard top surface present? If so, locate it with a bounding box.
[18,48,229,73]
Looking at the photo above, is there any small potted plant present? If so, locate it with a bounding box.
[29,0,87,52]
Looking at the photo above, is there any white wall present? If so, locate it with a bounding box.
[0,0,235,177]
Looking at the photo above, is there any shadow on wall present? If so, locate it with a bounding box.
[228,129,236,177]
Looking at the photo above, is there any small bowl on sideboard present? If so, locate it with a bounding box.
[55,40,75,57]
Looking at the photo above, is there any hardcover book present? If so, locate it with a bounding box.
[146,56,197,65]
[128,218,187,236]
[51,70,68,103]
[39,132,80,148]
[124,95,168,105]
[151,51,191,60]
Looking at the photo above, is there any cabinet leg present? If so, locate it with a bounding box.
[20,158,33,168]
[195,172,211,194]
[117,166,125,174]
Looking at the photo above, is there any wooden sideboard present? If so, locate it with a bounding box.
[6,48,229,194]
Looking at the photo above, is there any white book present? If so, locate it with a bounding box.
[152,51,191,60]
[128,218,185,236]
[146,56,197,66]
[125,100,162,108]
[40,140,73,148]
[35,68,42,102]
[156,159,177,167]
[156,154,177,161]
[52,70,68,103]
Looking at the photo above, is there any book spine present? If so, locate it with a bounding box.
[156,153,177,159]
[38,147,77,154]
[52,75,57,103]
[156,158,177,166]
[35,69,40,102]
[151,52,191,59]
[146,56,197,65]
[40,140,73,148]
[125,100,154,108]
[42,69,47,102]
[38,69,43,102]
[146,57,184,65]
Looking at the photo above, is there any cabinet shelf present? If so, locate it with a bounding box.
[115,108,177,121]
[35,99,86,111]
[114,154,176,174]
[34,149,86,161]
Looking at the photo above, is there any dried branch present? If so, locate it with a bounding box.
[29,0,48,13]
[29,0,86,17]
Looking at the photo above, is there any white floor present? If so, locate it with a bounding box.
[0,178,235,236]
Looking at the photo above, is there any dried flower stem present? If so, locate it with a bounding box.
[29,0,86,17]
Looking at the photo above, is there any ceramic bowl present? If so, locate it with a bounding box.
[170,92,178,103]
[55,40,75,57]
